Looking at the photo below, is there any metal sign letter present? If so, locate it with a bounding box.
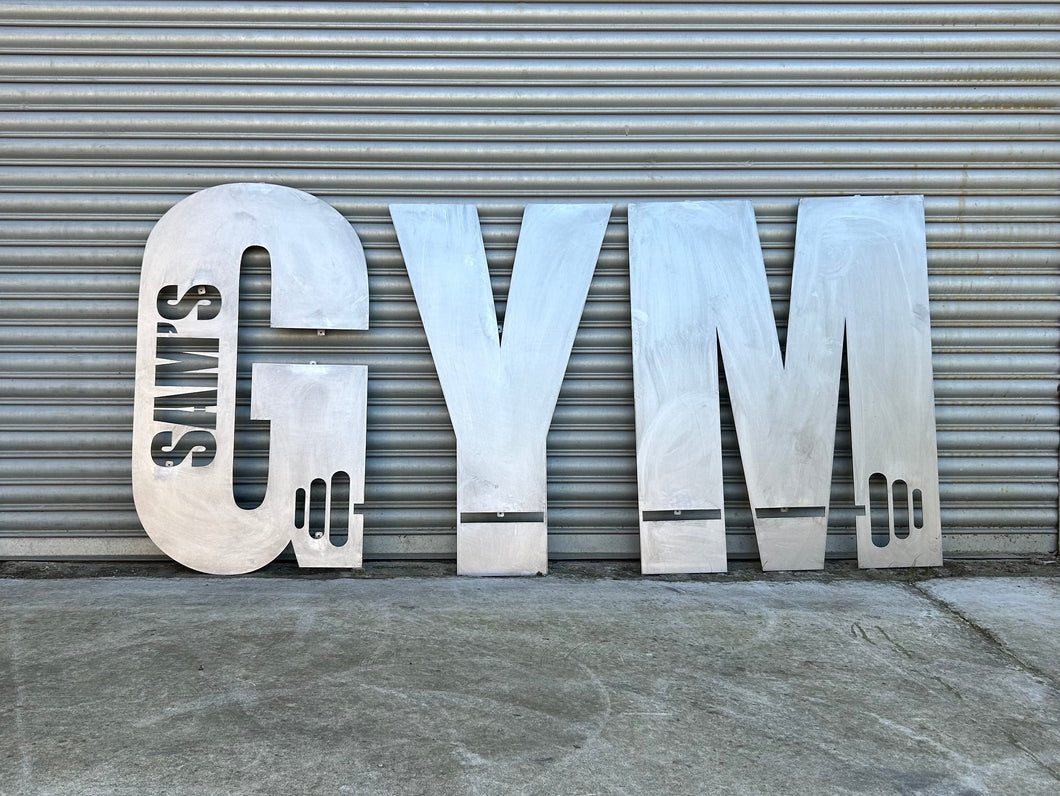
[132,183,369,574]
[630,196,941,572]
[391,203,612,576]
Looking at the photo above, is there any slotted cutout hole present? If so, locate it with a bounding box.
[329,471,350,547]
[892,479,910,539]
[869,472,890,548]
[294,487,306,529]
[912,489,924,530]
[309,478,327,539]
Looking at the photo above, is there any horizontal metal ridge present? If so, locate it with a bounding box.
[5,84,1058,111]
[2,2,1057,28]
[3,55,1058,79]
[4,140,1059,167]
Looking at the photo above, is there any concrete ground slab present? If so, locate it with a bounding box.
[919,577,1060,686]
[1,574,1059,795]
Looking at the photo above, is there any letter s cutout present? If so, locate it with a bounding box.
[133,183,369,574]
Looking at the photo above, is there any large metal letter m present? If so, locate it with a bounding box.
[630,196,942,572]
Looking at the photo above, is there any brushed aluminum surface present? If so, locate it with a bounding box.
[132,183,369,574]
[630,196,942,572]
[391,203,611,575]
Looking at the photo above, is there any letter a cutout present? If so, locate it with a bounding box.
[392,204,611,575]
[629,196,941,572]
[133,183,369,574]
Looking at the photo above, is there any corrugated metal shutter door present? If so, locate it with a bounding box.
[1,2,1057,563]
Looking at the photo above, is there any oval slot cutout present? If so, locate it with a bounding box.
[892,479,910,540]
[869,472,890,548]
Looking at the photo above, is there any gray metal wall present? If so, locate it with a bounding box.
[1,2,1057,562]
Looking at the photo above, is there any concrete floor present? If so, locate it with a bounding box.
[1,564,1058,795]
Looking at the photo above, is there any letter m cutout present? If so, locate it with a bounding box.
[629,196,942,572]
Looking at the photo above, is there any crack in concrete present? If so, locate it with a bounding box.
[909,581,1060,696]
[1005,731,1060,784]
[908,581,1060,784]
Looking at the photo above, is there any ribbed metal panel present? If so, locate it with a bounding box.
[1,1,1057,562]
